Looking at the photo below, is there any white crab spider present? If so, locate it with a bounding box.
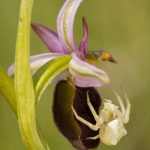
[72,90,131,145]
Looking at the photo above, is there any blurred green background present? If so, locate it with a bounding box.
[0,0,150,149]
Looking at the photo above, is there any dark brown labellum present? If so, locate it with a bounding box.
[53,80,87,150]
[73,86,101,149]
[53,80,101,150]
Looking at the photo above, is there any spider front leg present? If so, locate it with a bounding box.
[113,89,131,124]
[87,95,104,126]
[86,134,100,140]
[71,106,100,131]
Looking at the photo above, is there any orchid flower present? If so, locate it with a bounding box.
[8,0,116,88]
[0,0,131,149]
[6,0,118,149]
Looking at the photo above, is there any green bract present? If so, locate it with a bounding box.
[33,55,72,103]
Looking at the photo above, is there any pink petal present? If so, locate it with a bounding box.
[31,23,66,53]
[79,17,88,60]
[8,53,63,76]
[57,0,83,53]
[69,53,110,87]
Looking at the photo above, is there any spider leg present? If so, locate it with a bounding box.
[87,95,103,126]
[72,106,100,131]
[123,91,131,123]
[86,134,100,140]
[113,89,131,124]
[103,99,112,103]
[112,89,126,114]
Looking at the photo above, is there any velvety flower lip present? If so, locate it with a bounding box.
[72,86,101,148]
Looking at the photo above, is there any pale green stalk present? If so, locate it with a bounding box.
[15,0,46,149]
[0,66,17,116]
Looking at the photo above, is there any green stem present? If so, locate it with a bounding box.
[15,0,46,149]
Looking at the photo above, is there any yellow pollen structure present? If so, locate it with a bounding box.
[102,53,111,61]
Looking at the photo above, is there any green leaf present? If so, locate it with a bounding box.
[33,55,72,102]
[14,0,47,149]
[0,66,17,116]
